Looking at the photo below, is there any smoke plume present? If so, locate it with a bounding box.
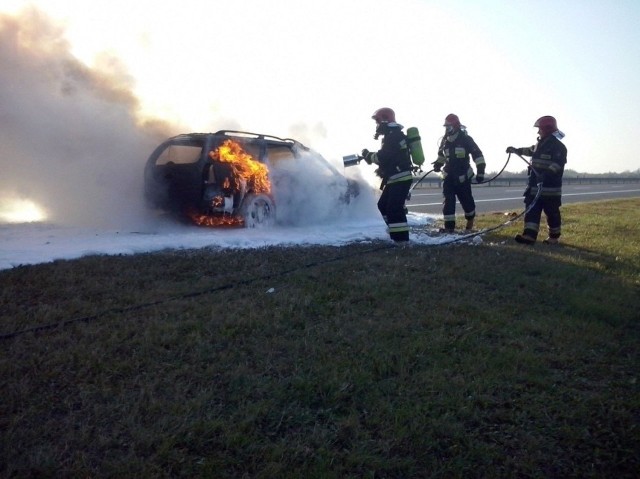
[0,9,172,228]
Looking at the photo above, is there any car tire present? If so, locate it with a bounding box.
[239,193,275,228]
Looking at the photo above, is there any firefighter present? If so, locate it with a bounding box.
[432,114,486,232]
[361,107,413,243]
[507,115,567,245]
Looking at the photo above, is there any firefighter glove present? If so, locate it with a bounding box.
[506,146,518,154]
[432,161,442,172]
[361,149,373,164]
[476,173,484,183]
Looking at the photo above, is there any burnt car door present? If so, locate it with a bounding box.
[144,136,207,214]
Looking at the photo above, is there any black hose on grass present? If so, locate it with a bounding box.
[0,243,395,341]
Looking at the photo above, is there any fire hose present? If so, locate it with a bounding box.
[425,180,543,246]
[412,152,544,245]
[407,168,434,199]
[407,151,513,201]
[474,153,513,184]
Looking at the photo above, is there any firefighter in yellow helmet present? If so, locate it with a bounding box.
[361,107,413,243]
[432,114,486,232]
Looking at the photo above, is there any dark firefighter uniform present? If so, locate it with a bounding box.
[513,135,567,242]
[363,123,413,242]
[433,130,486,231]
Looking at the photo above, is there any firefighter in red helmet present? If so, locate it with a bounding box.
[361,107,413,242]
[507,115,567,245]
[432,114,486,232]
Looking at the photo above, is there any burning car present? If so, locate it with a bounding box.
[144,130,359,227]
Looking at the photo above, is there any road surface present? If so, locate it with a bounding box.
[407,182,640,215]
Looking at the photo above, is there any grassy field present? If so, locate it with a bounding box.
[1,198,639,478]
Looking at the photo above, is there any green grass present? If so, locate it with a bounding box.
[1,198,639,478]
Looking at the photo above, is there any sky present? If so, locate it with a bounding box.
[0,0,639,256]
[2,0,639,170]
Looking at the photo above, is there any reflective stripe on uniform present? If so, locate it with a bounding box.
[524,221,540,232]
[532,158,561,172]
[466,166,475,179]
[387,170,413,184]
[548,163,561,173]
[529,185,563,196]
[388,222,409,233]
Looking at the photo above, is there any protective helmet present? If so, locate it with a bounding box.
[371,107,396,124]
[534,116,558,135]
[443,113,461,129]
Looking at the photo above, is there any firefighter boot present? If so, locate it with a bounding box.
[439,220,456,234]
[514,233,536,245]
[543,237,560,245]
[465,218,474,231]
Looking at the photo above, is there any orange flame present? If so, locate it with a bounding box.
[187,139,270,227]
[187,208,245,227]
[209,139,271,194]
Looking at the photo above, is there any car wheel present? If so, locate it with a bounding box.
[239,193,275,228]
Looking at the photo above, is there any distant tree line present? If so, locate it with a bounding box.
[492,168,640,178]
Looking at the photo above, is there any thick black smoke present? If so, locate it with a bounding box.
[0,9,173,227]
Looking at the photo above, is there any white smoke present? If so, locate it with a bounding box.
[0,9,173,228]
[269,147,378,227]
